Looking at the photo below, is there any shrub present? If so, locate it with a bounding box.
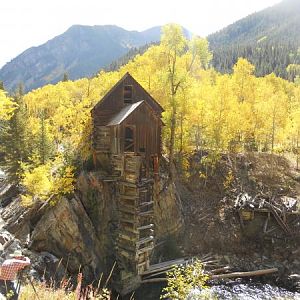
[160,259,210,300]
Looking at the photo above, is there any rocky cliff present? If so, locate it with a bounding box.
[0,165,184,292]
[0,152,299,294]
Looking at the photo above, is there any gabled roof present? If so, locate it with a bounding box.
[92,72,164,113]
[107,101,144,126]
[107,100,165,126]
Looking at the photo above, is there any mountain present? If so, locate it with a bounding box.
[105,42,158,72]
[208,0,300,79]
[105,27,191,72]
[0,25,162,92]
[2,0,298,92]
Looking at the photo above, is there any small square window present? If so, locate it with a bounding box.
[124,85,133,103]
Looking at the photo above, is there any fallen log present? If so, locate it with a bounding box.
[141,268,278,284]
[210,266,231,274]
[211,268,278,280]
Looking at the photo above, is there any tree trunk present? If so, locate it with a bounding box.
[169,99,177,179]
[179,112,183,154]
[297,130,299,170]
[271,112,276,177]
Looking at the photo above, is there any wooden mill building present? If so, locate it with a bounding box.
[91,72,164,292]
[92,72,163,165]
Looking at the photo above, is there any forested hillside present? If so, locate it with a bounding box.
[104,42,158,72]
[0,24,299,206]
[208,0,300,80]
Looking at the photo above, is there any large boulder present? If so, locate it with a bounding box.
[29,197,105,280]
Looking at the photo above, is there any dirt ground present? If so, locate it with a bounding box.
[174,152,300,286]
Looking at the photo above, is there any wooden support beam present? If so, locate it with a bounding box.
[119,194,139,200]
[122,225,138,234]
[118,231,138,242]
[117,249,135,260]
[119,206,137,215]
[139,210,154,217]
[119,212,137,221]
[141,268,278,284]
[270,207,292,235]
[120,218,136,224]
[116,243,137,253]
[142,278,168,283]
[117,238,137,249]
[211,268,278,280]
[119,180,138,187]
[137,236,154,246]
[137,244,154,255]
[137,224,154,231]
[119,201,137,209]
[137,261,148,269]
[141,258,188,276]
[139,201,154,208]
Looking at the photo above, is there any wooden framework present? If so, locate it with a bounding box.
[91,73,164,293]
[91,72,164,165]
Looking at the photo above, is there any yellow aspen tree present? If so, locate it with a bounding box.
[160,24,211,178]
[0,90,17,120]
[232,58,257,151]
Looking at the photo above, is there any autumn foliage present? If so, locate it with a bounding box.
[1,24,300,204]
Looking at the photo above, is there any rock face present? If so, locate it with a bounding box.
[155,182,184,240]
[0,186,110,282]
[76,171,184,276]
[2,196,43,244]
[30,197,105,278]
[0,168,184,293]
[76,172,118,262]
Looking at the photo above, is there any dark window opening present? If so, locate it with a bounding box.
[124,85,133,103]
[124,126,134,152]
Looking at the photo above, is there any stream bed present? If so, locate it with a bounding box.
[135,280,300,299]
[189,281,300,299]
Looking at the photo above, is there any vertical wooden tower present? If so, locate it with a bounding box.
[91,73,164,292]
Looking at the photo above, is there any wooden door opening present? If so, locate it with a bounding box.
[124,126,135,152]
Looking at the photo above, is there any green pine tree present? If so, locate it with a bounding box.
[62,72,69,82]
[38,110,54,165]
[0,84,30,183]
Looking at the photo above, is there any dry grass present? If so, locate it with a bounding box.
[19,282,111,300]
[18,261,115,300]
[19,282,76,300]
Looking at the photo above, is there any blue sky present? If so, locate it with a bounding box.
[0,0,281,68]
